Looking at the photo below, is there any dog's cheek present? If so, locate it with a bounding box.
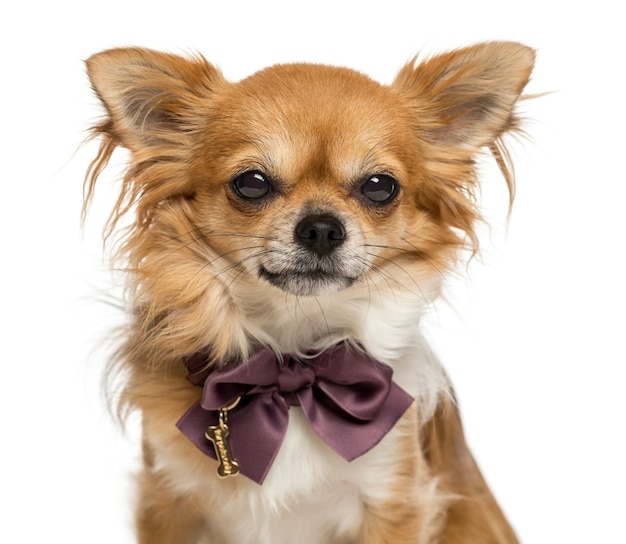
[355,196,406,251]
[187,187,277,264]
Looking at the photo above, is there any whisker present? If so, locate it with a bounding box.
[205,245,265,268]
[200,231,279,243]
[362,240,447,280]
[214,249,276,292]
[355,256,400,302]
[172,244,263,294]
[312,296,332,342]
[364,251,431,305]
[398,237,449,278]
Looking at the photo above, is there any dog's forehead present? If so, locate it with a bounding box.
[240,62,384,96]
[214,63,413,180]
[235,63,401,125]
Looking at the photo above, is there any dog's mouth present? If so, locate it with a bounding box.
[259,265,359,297]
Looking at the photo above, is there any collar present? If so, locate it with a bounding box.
[176,342,414,484]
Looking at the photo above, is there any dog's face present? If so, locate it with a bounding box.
[85,43,533,356]
[189,64,438,298]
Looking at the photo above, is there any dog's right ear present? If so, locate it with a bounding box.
[85,48,225,151]
[83,48,225,230]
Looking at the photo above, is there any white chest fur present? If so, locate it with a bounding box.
[159,287,449,543]
[172,355,444,542]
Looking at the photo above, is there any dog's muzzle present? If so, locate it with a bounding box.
[258,212,367,296]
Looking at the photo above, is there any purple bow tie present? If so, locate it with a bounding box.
[176,343,413,484]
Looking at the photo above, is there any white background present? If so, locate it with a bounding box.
[2,1,624,542]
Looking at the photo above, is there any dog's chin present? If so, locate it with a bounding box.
[259,266,358,297]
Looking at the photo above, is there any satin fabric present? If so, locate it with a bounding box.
[176,343,414,484]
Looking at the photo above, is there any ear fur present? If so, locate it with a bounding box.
[391,42,535,247]
[83,48,226,232]
[85,47,225,150]
[393,41,535,148]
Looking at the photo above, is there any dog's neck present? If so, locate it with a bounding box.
[231,279,440,363]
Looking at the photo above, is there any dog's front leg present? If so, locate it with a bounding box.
[422,396,519,544]
[358,406,446,544]
[134,441,209,544]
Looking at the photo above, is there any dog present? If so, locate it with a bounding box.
[84,41,534,543]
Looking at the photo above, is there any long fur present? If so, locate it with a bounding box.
[84,42,534,543]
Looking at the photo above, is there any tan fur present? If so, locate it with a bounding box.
[360,406,446,544]
[84,42,534,543]
[422,395,519,543]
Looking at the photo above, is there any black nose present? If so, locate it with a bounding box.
[295,214,346,256]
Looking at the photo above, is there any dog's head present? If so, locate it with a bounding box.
[85,43,533,357]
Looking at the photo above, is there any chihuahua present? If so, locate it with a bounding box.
[84,41,534,543]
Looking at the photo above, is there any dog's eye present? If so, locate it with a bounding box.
[361,174,398,204]
[232,171,272,199]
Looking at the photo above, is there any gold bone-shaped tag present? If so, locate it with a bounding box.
[205,397,241,479]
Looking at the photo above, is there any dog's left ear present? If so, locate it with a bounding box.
[392,41,535,148]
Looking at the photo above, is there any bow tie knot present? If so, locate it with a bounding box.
[177,343,413,484]
[276,359,316,396]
